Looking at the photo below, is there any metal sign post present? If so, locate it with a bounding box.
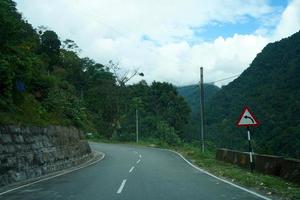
[237,106,260,172]
[247,126,254,172]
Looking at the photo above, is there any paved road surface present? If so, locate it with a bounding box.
[1,142,269,200]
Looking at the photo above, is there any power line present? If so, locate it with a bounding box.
[205,74,241,84]
[190,73,241,88]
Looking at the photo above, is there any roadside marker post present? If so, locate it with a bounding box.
[237,107,260,172]
[246,126,255,172]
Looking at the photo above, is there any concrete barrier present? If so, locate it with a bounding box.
[216,148,300,184]
[280,158,300,183]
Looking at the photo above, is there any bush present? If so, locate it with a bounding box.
[157,121,181,146]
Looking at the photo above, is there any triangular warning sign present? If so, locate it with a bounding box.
[237,107,260,127]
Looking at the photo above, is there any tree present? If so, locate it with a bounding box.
[107,60,143,86]
[39,30,61,70]
[62,39,81,54]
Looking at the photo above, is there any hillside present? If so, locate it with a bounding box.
[176,84,219,142]
[177,84,220,116]
[0,0,190,145]
[205,31,300,158]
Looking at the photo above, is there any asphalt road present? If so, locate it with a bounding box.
[0,142,269,200]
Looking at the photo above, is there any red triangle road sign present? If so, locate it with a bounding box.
[237,106,260,127]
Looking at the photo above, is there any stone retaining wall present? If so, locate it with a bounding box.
[216,148,300,184]
[0,125,92,187]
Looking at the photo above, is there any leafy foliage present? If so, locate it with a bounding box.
[0,0,190,145]
[107,81,190,144]
[38,30,61,69]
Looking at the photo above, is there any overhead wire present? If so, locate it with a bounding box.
[205,74,241,84]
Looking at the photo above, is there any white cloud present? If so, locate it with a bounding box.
[273,0,300,40]
[14,0,300,86]
[149,34,269,85]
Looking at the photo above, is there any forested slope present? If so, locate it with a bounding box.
[0,0,190,145]
[177,84,220,116]
[205,31,300,158]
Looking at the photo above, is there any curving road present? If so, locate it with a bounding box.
[1,142,269,200]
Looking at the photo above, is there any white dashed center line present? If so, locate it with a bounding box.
[117,179,127,194]
[129,166,135,173]
[116,152,142,195]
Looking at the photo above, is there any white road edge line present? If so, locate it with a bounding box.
[0,151,105,196]
[164,149,272,200]
[129,166,135,173]
[136,159,141,164]
[117,179,127,194]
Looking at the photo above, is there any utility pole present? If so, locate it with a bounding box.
[136,108,139,143]
[199,67,205,153]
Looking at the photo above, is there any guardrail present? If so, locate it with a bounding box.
[216,148,300,184]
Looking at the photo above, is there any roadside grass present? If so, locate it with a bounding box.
[89,138,300,200]
[175,144,300,200]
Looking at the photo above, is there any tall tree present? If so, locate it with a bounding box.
[39,30,61,70]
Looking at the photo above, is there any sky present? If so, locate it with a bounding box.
[15,0,300,86]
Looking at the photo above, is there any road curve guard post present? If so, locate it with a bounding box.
[236,106,260,172]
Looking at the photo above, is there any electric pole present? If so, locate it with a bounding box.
[136,108,139,143]
[200,67,205,153]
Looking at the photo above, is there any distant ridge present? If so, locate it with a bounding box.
[205,30,300,158]
[177,84,220,116]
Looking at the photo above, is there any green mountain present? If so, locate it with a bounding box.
[177,84,220,116]
[176,84,219,142]
[205,31,300,158]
